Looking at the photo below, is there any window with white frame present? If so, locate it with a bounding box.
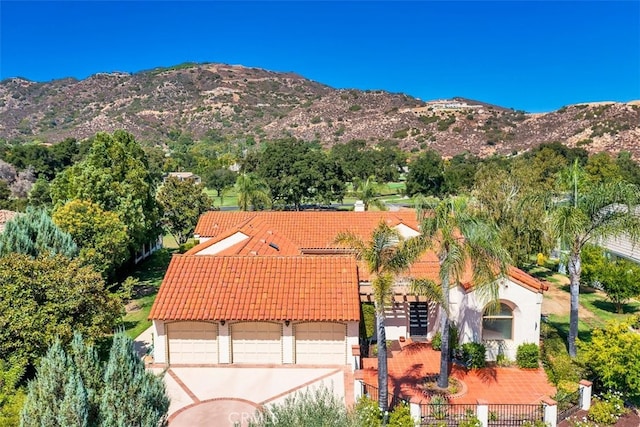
[482,303,513,340]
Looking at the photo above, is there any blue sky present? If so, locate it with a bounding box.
[1,1,638,112]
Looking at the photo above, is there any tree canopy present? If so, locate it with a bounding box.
[0,254,121,368]
[50,130,161,257]
[21,333,169,427]
[53,200,129,279]
[0,207,78,258]
[156,176,212,245]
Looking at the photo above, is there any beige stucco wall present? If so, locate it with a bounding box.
[152,319,359,369]
[382,278,543,361]
[449,278,543,361]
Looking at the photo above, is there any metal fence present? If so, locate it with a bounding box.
[362,382,408,410]
[361,382,546,427]
[557,388,582,423]
[420,401,477,426]
[487,404,545,426]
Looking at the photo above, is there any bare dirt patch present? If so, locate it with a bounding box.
[540,274,598,322]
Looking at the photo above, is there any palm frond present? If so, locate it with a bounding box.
[410,278,446,311]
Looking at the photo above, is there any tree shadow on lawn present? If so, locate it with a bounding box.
[591,299,640,315]
[546,319,593,344]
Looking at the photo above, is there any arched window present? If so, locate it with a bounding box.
[482,303,513,340]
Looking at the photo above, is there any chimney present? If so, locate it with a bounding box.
[354,200,365,212]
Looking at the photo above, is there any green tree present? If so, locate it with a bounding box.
[156,176,212,245]
[0,254,121,367]
[28,177,52,207]
[550,160,640,357]
[579,321,640,399]
[417,196,510,388]
[236,173,271,211]
[53,200,129,278]
[20,340,83,427]
[443,152,481,194]
[616,151,640,186]
[405,150,445,197]
[472,165,552,266]
[0,358,26,427]
[99,333,169,427]
[0,207,78,258]
[69,333,102,426]
[50,130,161,257]
[21,333,169,427]
[352,176,386,211]
[597,258,640,314]
[255,139,346,208]
[584,152,622,185]
[335,223,428,417]
[204,168,237,205]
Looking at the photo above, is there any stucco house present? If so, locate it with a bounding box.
[149,210,547,368]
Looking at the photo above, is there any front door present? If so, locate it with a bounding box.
[409,302,428,337]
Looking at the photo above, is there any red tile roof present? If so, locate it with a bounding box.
[188,211,546,294]
[193,211,420,248]
[149,255,360,322]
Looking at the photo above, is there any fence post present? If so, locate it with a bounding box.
[409,400,422,425]
[542,397,558,427]
[476,399,488,427]
[579,380,592,411]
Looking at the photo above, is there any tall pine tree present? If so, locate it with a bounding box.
[0,207,77,258]
[100,333,169,427]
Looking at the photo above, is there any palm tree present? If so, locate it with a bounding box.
[335,222,428,418]
[235,173,271,211]
[416,195,510,388]
[352,176,386,211]
[550,160,640,357]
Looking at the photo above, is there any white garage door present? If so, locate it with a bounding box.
[231,322,282,364]
[168,321,218,364]
[295,322,346,365]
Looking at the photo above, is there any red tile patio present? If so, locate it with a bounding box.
[360,342,556,405]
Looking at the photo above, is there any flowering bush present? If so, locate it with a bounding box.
[587,390,626,425]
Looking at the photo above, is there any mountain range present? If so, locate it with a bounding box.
[1,62,639,158]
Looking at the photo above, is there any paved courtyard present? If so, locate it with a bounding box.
[150,365,350,427]
[361,342,556,404]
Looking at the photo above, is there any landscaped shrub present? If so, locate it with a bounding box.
[429,395,448,420]
[353,396,381,427]
[388,402,413,427]
[588,391,626,425]
[431,325,459,354]
[516,343,540,368]
[251,384,352,426]
[458,415,483,427]
[461,342,486,369]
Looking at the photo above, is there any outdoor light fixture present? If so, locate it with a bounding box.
[220,320,225,326]
[285,320,290,327]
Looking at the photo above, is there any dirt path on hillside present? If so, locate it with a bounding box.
[540,274,599,322]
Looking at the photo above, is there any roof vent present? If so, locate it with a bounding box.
[268,242,280,251]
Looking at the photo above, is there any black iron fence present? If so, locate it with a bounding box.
[557,388,582,423]
[487,404,545,426]
[361,382,546,427]
[420,401,477,426]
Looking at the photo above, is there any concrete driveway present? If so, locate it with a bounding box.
[155,366,349,427]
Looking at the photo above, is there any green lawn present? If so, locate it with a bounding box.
[122,249,174,339]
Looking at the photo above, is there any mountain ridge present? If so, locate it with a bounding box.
[1,62,638,159]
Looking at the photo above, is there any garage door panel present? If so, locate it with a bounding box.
[295,323,346,365]
[168,321,218,364]
[231,322,282,364]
